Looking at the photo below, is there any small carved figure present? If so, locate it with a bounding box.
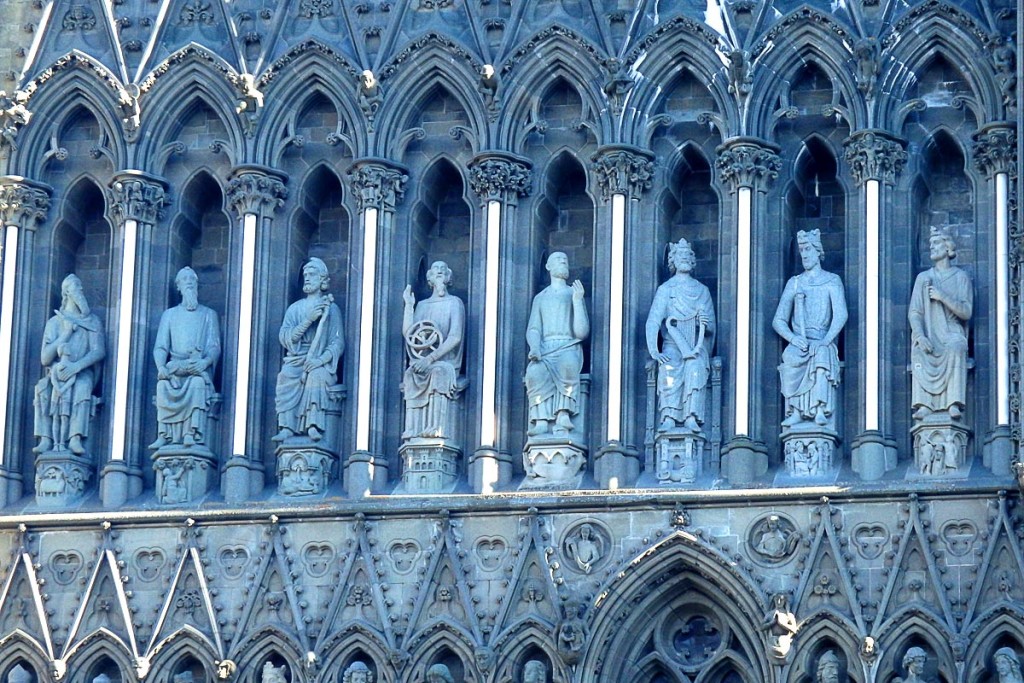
[992,35,1017,111]
[151,267,221,450]
[33,274,106,455]
[854,38,880,96]
[860,636,878,663]
[994,647,1023,683]
[817,650,841,683]
[895,647,930,683]
[425,664,455,683]
[358,69,382,128]
[773,229,847,430]
[752,515,798,560]
[761,593,798,662]
[342,661,374,683]
[261,662,287,683]
[909,228,972,421]
[566,523,604,573]
[727,49,753,97]
[646,238,716,433]
[401,261,465,439]
[273,258,344,443]
[525,252,589,438]
[523,660,546,683]
[479,64,499,112]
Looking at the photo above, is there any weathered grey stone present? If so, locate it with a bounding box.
[342,661,373,683]
[897,647,931,683]
[816,650,842,683]
[994,647,1023,683]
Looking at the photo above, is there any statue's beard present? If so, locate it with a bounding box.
[303,282,319,295]
[63,291,90,317]
[182,288,199,311]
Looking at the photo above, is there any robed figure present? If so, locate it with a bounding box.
[646,238,716,433]
[273,258,344,442]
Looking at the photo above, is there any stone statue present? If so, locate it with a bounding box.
[523,660,546,683]
[774,229,847,430]
[761,593,798,662]
[33,274,106,456]
[525,252,589,438]
[895,647,930,683]
[910,228,972,421]
[342,661,373,683]
[273,258,344,443]
[151,267,221,451]
[261,662,287,683]
[646,238,715,433]
[751,514,799,561]
[995,647,1023,683]
[401,261,465,439]
[358,70,382,130]
[816,650,841,683]
[565,523,604,573]
[425,664,455,683]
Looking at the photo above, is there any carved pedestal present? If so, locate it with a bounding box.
[34,451,92,506]
[276,441,335,496]
[521,437,586,489]
[153,448,216,504]
[655,431,706,484]
[781,428,838,478]
[399,439,459,493]
[912,416,970,477]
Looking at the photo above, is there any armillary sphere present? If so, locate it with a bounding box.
[405,320,443,360]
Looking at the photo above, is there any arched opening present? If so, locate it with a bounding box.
[2,663,38,683]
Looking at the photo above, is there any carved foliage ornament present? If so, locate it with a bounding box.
[590,147,654,201]
[0,181,49,228]
[299,0,336,17]
[843,131,907,186]
[109,177,168,226]
[62,6,96,31]
[468,156,531,204]
[226,170,287,218]
[715,141,781,190]
[347,163,407,213]
[972,125,1017,178]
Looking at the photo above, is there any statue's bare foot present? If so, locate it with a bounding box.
[33,437,53,454]
[528,420,549,437]
[659,418,676,431]
[272,428,294,442]
[814,409,828,426]
[682,415,700,432]
[183,433,196,447]
[149,435,168,450]
[949,404,962,420]
[553,411,574,436]
[913,406,931,421]
[781,412,802,427]
[308,426,322,441]
[69,435,85,455]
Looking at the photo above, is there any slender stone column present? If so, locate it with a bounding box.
[973,123,1017,474]
[345,159,407,497]
[223,166,287,503]
[590,145,654,489]
[0,177,50,508]
[715,138,780,485]
[843,130,906,481]
[467,152,531,493]
[99,172,169,507]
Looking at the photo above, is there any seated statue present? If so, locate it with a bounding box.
[150,267,221,450]
[401,261,465,439]
[33,274,106,455]
[273,258,344,442]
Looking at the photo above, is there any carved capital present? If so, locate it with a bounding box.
[843,130,907,186]
[590,145,654,201]
[0,176,50,229]
[108,172,168,226]
[972,123,1017,177]
[468,152,532,204]
[226,165,288,218]
[715,138,781,191]
[346,159,408,213]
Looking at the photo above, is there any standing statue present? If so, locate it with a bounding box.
[816,650,841,683]
[273,258,344,443]
[401,261,465,439]
[151,267,220,451]
[994,648,1023,683]
[525,252,589,438]
[33,274,106,456]
[646,238,715,433]
[523,660,546,683]
[761,593,798,662]
[895,647,930,683]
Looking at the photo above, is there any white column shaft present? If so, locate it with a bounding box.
[607,193,626,442]
[232,213,258,456]
[865,179,880,431]
[480,200,501,448]
[0,225,20,466]
[110,219,139,461]
[355,207,379,451]
[735,187,752,436]
[996,172,1010,425]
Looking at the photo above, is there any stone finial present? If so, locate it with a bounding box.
[346,160,408,213]
[226,166,288,218]
[468,153,531,204]
[843,130,907,186]
[715,138,781,191]
[108,172,168,226]
[590,145,654,201]
[972,123,1017,178]
[0,176,50,228]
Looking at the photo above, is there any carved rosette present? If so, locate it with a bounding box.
[468,153,532,204]
[843,130,907,186]
[590,145,655,201]
[108,173,168,226]
[226,166,288,219]
[715,138,782,191]
[346,160,408,213]
[0,177,50,229]
[971,124,1017,178]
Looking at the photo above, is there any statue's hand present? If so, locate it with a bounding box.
[699,314,711,327]
[917,336,934,354]
[654,352,671,364]
[571,279,585,302]
[308,300,327,323]
[402,285,415,308]
[528,348,540,361]
[792,336,809,352]
[411,356,432,373]
[927,284,944,303]
[55,362,78,382]
[303,356,325,373]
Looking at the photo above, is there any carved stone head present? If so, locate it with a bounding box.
[928,226,957,262]
[302,257,330,294]
[796,229,824,269]
[523,659,547,683]
[668,238,696,274]
[816,650,841,683]
[994,647,1023,682]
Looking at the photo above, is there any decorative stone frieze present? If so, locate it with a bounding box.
[226,166,288,218]
[972,123,1017,178]
[346,160,408,213]
[715,138,782,191]
[107,172,168,226]
[467,153,532,204]
[843,130,907,186]
[0,177,49,228]
[590,145,654,201]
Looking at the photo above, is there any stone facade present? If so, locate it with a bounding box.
[0,0,1021,682]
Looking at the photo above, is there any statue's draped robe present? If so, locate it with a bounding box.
[276,296,344,434]
[909,266,972,413]
[776,271,844,419]
[402,295,464,438]
[647,276,716,426]
[34,310,103,442]
[525,286,584,424]
[153,304,220,444]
